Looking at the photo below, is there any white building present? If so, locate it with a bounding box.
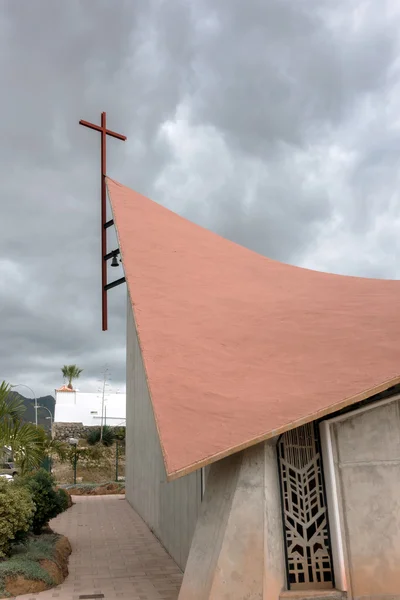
[54,387,126,427]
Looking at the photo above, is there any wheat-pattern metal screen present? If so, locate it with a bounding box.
[278,423,334,590]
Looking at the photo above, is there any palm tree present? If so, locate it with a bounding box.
[61,365,83,390]
[0,381,25,422]
[35,427,68,462]
[3,420,44,474]
[0,381,44,474]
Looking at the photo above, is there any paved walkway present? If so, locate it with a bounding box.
[16,495,182,600]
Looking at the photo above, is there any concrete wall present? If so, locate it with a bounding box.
[332,398,400,599]
[179,440,285,600]
[126,298,202,570]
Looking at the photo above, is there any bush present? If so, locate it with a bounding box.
[86,425,115,447]
[56,488,70,512]
[114,426,126,442]
[17,470,66,534]
[0,479,35,558]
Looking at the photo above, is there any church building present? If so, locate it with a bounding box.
[106,177,400,600]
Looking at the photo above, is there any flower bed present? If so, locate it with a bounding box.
[0,533,71,598]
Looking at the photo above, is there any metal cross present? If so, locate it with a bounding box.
[79,112,127,331]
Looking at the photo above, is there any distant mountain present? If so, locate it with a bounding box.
[7,391,55,430]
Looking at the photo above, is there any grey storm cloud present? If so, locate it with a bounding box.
[0,0,399,397]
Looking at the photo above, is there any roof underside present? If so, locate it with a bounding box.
[107,177,400,480]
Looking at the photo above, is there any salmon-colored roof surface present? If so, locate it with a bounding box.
[107,177,400,480]
[56,385,74,392]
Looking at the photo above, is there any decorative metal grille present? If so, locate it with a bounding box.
[278,423,334,590]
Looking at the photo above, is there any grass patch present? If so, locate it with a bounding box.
[12,534,60,562]
[0,534,59,597]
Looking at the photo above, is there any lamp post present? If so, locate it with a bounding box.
[38,405,53,429]
[11,384,38,427]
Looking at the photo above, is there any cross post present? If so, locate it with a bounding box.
[79,112,127,331]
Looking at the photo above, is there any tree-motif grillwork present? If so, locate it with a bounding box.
[278,423,334,590]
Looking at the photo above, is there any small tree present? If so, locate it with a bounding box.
[61,365,83,390]
[35,427,68,462]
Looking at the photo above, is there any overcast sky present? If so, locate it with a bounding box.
[1,0,399,398]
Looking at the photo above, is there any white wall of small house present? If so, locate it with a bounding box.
[321,393,400,600]
[125,294,202,571]
[54,391,126,426]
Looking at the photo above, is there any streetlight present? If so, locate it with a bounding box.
[38,405,53,428]
[11,384,38,427]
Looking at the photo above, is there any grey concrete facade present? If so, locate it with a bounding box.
[125,298,202,570]
[331,397,400,599]
[179,440,286,600]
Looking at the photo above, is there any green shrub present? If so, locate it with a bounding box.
[16,469,66,534]
[56,488,70,512]
[67,442,108,471]
[86,425,115,447]
[114,426,126,442]
[0,479,35,558]
[85,428,100,446]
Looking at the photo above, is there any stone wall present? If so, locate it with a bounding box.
[52,422,125,442]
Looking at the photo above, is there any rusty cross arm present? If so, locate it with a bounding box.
[79,112,127,331]
[79,119,127,142]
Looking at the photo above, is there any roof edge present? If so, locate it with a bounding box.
[166,375,400,481]
[107,179,173,477]
[105,177,399,285]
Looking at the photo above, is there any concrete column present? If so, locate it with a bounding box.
[263,441,286,600]
[179,440,286,600]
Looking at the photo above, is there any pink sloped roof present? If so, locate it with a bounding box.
[107,177,400,480]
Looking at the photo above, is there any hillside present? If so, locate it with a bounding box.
[7,391,55,430]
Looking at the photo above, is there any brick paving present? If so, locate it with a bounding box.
[15,495,182,600]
